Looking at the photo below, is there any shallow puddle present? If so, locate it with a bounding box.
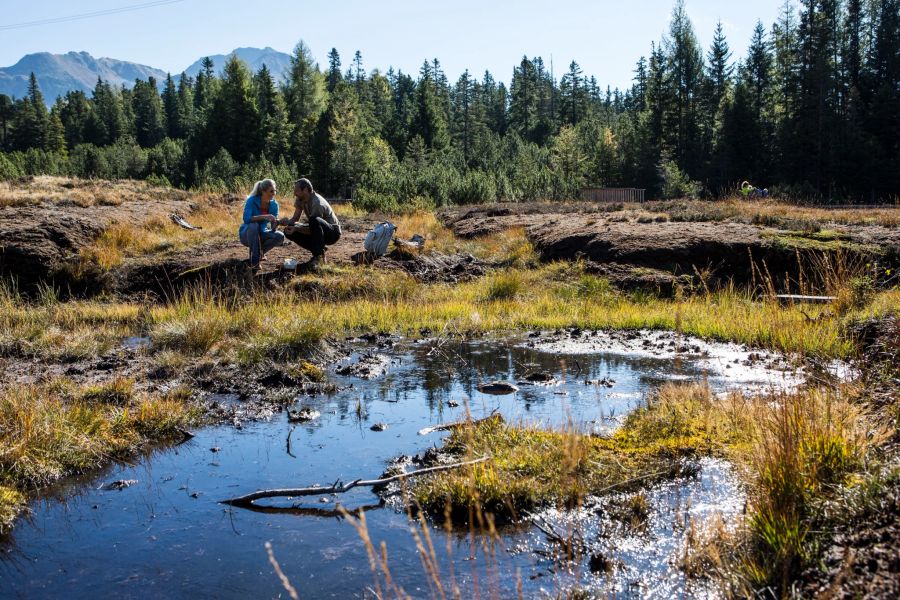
[2,332,791,598]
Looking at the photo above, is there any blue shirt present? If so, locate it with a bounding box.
[238,194,279,236]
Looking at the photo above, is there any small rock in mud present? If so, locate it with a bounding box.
[477,381,519,395]
[585,378,615,387]
[370,422,389,432]
[210,447,221,453]
[288,407,320,422]
[447,399,460,407]
[100,479,138,491]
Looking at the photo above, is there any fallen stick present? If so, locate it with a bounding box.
[221,456,491,508]
[417,411,501,436]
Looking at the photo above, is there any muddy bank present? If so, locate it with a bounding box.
[803,316,900,599]
[442,202,899,292]
[0,179,206,292]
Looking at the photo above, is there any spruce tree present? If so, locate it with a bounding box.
[0,94,13,148]
[205,55,262,164]
[412,61,449,149]
[132,77,166,147]
[327,48,342,92]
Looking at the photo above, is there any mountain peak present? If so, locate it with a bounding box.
[0,47,292,104]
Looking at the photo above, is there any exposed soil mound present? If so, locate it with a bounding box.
[0,215,104,289]
[530,219,773,284]
[803,316,900,599]
[442,202,898,290]
[0,177,207,292]
[381,248,484,283]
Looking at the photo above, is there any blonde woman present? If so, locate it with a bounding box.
[238,179,285,268]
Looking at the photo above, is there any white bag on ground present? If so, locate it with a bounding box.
[364,221,396,256]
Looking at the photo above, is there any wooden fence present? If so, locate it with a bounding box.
[581,188,646,203]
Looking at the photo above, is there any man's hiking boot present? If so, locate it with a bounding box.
[305,255,322,271]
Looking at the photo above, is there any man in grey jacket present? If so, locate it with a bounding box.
[279,178,342,268]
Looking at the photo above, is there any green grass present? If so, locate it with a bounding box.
[410,414,675,521]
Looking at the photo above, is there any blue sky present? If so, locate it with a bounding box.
[1,0,783,90]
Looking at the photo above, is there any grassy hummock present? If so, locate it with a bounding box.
[0,378,200,533]
[411,379,883,595]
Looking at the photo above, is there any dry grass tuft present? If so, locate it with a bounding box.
[0,485,25,535]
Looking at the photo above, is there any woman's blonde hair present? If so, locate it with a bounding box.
[249,178,276,198]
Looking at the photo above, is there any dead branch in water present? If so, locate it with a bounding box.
[417,410,501,436]
[221,456,491,508]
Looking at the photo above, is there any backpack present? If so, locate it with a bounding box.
[364,221,396,256]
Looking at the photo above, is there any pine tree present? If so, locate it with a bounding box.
[10,73,50,150]
[58,90,92,148]
[412,61,449,149]
[509,57,541,142]
[386,70,416,157]
[194,57,218,114]
[633,57,648,109]
[89,78,126,145]
[162,74,184,139]
[864,0,900,198]
[254,64,293,160]
[706,20,733,111]
[284,41,327,172]
[205,55,262,163]
[327,48,342,92]
[132,77,166,147]
[0,94,13,148]
[559,60,588,126]
[176,73,196,137]
[45,104,67,154]
[663,0,706,177]
[451,70,476,163]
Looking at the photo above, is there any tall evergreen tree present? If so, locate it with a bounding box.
[662,0,706,177]
[284,41,327,172]
[132,77,166,147]
[204,55,262,163]
[412,61,449,149]
[509,57,541,142]
[326,48,342,92]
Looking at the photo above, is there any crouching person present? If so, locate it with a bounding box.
[280,178,341,269]
[239,178,285,269]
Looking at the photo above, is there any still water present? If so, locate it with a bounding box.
[2,332,792,598]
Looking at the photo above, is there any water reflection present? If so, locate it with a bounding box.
[2,334,785,598]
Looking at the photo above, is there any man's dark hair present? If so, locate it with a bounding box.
[294,178,314,193]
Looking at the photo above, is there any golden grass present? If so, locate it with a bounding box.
[0,485,25,535]
[0,175,195,208]
[0,378,198,486]
[411,414,675,520]
[408,380,883,595]
[6,258,891,363]
[734,198,900,228]
[0,378,199,531]
[78,204,241,270]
